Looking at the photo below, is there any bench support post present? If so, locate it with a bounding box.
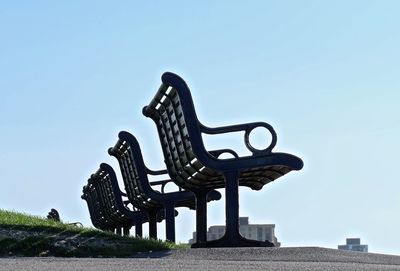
[123,227,130,236]
[148,211,158,239]
[224,170,241,245]
[192,171,275,248]
[116,227,122,236]
[135,221,143,237]
[165,204,176,242]
[192,190,208,246]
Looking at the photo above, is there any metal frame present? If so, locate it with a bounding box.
[108,131,221,242]
[82,165,147,237]
[143,72,304,247]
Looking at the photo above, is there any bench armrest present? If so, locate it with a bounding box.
[209,149,239,159]
[200,121,277,156]
[150,179,183,193]
[146,167,168,176]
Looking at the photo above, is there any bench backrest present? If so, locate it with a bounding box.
[87,174,119,226]
[143,73,221,189]
[87,167,132,226]
[108,131,164,210]
[82,183,113,231]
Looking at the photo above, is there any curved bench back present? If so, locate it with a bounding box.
[87,169,132,226]
[108,132,162,211]
[82,183,113,231]
[143,73,221,191]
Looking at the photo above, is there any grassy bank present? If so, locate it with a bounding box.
[0,209,186,257]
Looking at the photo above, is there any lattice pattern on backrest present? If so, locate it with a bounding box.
[110,139,159,210]
[90,175,116,222]
[95,170,132,224]
[97,172,119,214]
[82,186,100,227]
[145,83,225,191]
[83,183,110,230]
[153,86,202,185]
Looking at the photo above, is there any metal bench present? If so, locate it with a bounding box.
[82,183,117,233]
[108,131,221,242]
[82,165,147,236]
[142,72,304,248]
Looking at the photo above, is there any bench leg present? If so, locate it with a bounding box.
[193,171,275,248]
[165,204,176,243]
[123,227,130,236]
[135,221,143,238]
[191,190,208,247]
[224,171,240,244]
[148,211,158,239]
[116,227,122,236]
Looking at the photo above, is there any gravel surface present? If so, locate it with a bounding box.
[1,247,400,271]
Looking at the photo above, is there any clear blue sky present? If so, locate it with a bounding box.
[1,1,399,254]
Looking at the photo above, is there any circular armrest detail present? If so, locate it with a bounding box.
[244,123,277,155]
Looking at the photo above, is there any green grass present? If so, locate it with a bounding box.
[0,209,188,257]
[0,209,80,230]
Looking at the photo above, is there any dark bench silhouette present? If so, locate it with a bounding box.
[82,165,147,236]
[82,183,115,232]
[82,184,127,235]
[108,131,222,242]
[142,72,304,247]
